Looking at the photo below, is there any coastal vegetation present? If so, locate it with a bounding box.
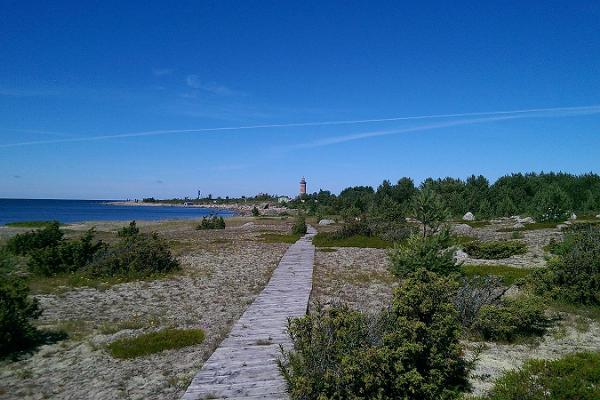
[107,328,205,359]
[473,352,600,399]
[462,240,527,259]
[196,216,226,230]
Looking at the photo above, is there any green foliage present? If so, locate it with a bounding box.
[313,233,392,249]
[388,228,459,277]
[118,220,140,237]
[107,328,205,359]
[251,206,260,217]
[412,186,450,236]
[533,224,600,305]
[196,216,226,230]
[462,264,534,286]
[280,270,469,400]
[472,295,548,342]
[291,214,308,235]
[0,276,42,357]
[260,233,301,244]
[532,183,572,222]
[476,352,600,400]
[90,232,179,278]
[28,229,105,276]
[462,240,527,259]
[5,221,63,255]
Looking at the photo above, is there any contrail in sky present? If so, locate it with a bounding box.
[1,104,599,148]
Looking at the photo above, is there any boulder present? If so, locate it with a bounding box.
[557,224,568,230]
[570,213,577,220]
[454,249,469,262]
[462,212,475,221]
[453,224,473,235]
[519,216,535,224]
[513,223,525,229]
[240,222,255,229]
[596,214,600,219]
[318,219,335,226]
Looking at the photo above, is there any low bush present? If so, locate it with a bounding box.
[291,214,307,235]
[251,206,260,217]
[462,264,534,286]
[5,221,62,228]
[463,240,527,259]
[107,328,205,359]
[196,216,226,230]
[388,228,459,277]
[117,220,140,237]
[476,352,600,400]
[28,229,104,276]
[472,295,549,342]
[89,232,179,278]
[5,221,63,255]
[280,270,469,400]
[454,275,507,327]
[0,276,42,357]
[533,224,600,305]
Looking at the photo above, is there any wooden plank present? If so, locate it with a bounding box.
[182,226,316,399]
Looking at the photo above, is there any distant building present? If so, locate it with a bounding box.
[299,177,307,196]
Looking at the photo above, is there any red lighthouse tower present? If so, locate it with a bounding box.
[299,177,307,196]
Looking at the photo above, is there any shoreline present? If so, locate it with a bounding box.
[106,201,289,216]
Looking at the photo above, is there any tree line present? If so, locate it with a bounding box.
[290,172,600,222]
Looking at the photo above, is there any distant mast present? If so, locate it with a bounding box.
[299,177,307,196]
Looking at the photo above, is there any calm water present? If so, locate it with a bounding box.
[0,199,234,225]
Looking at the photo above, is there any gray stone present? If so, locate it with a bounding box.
[513,223,525,229]
[453,224,473,236]
[517,216,535,224]
[596,214,600,219]
[318,219,335,225]
[463,212,475,221]
[454,249,469,262]
[570,213,577,220]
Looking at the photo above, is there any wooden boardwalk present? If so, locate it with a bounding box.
[182,227,317,400]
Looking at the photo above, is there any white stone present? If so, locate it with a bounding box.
[463,212,475,221]
[596,214,600,219]
[318,219,335,225]
[454,249,469,262]
[513,223,525,229]
[570,213,577,220]
[519,217,535,224]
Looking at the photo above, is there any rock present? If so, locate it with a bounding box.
[557,224,568,230]
[516,216,534,224]
[453,224,473,235]
[454,249,469,262]
[318,219,335,226]
[513,223,525,229]
[570,213,577,220]
[463,212,475,221]
[596,214,600,219]
[240,222,255,229]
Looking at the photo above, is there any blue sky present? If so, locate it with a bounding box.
[1,1,600,199]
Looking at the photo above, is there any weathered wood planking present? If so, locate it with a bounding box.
[182,226,316,400]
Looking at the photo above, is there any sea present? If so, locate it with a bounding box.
[0,199,235,226]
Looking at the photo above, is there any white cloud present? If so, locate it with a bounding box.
[185,75,240,96]
[152,68,173,77]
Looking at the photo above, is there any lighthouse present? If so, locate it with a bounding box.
[299,177,307,196]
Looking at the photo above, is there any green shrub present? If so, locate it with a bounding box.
[532,184,572,222]
[118,220,140,237]
[388,228,459,277]
[196,216,226,230]
[5,221,63,255]
[291,214,307,235]
[28,229,104,276]
[477,352,600,400]
[533,224,600,305]
[5,221,62,228]
[462,264,534,286]
[280,270,469,400]
[107,328,205,359]
[472,295,548,342]
[89,232,179,278]
[0,276,42,357]
[252,206,260,217]
[463,240,527,259]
